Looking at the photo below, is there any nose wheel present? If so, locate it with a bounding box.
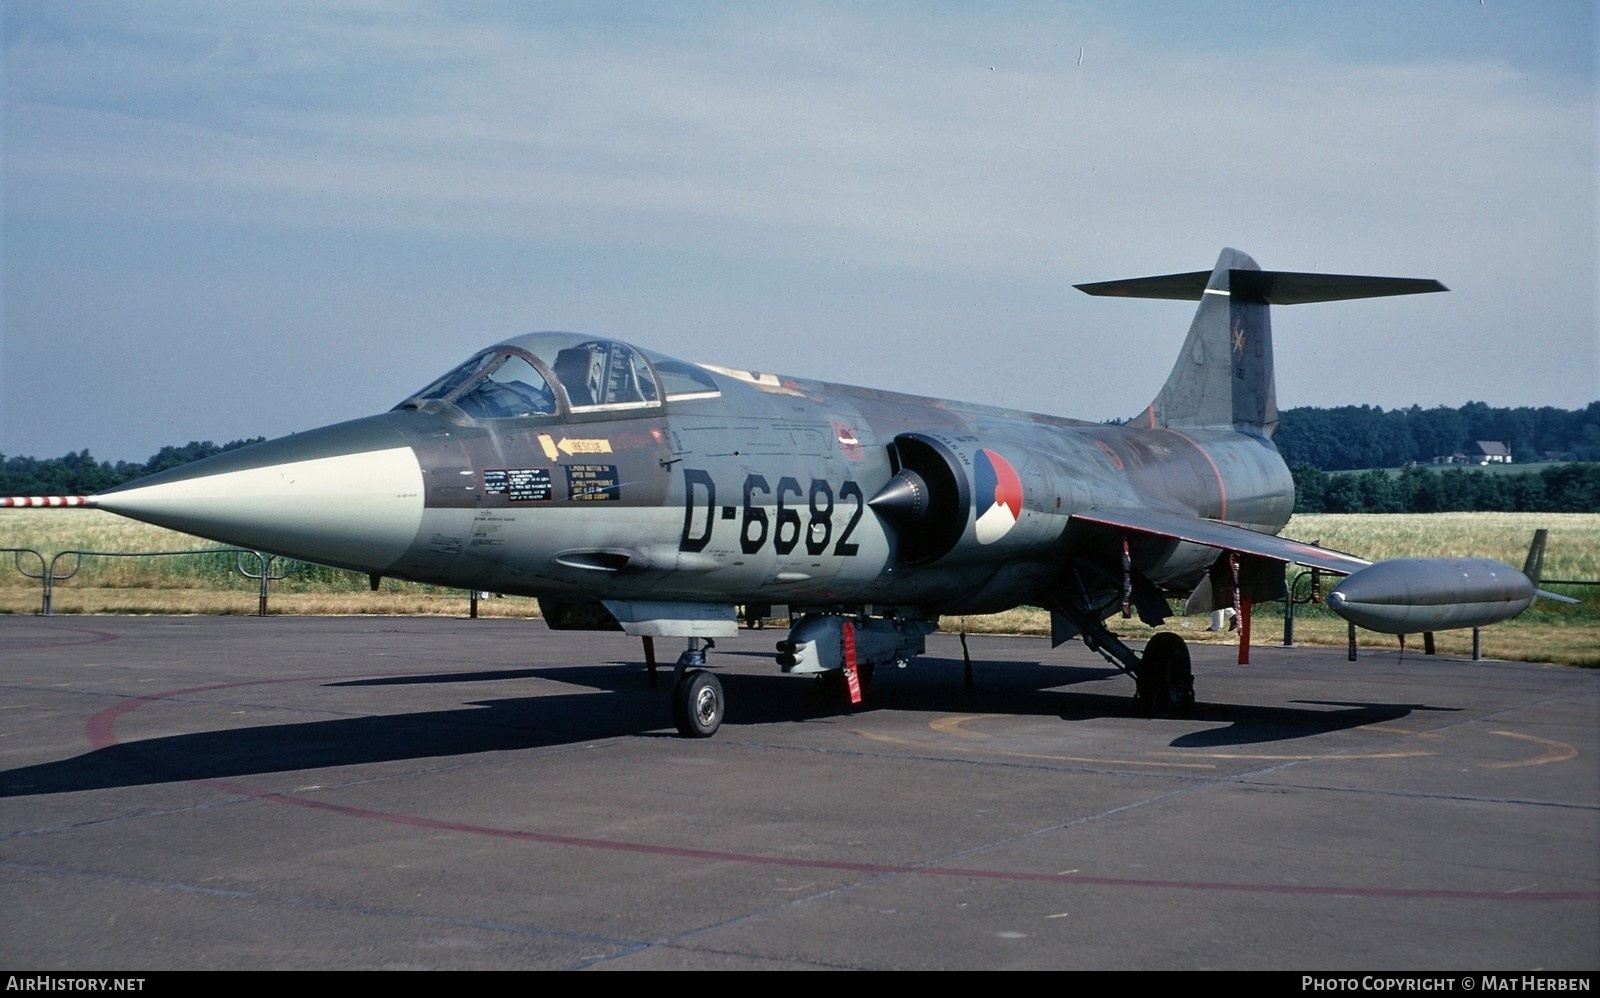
[667,637,724,738]
[672,668,724,738]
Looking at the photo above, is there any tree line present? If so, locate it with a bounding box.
[1,439,265,496]
[3,398,1597,513]
[1275,400,1600,471]
[1292,463,1600,514]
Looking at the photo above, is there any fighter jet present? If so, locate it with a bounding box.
[6,248,1565,737]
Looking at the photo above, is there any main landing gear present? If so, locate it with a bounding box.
[1131,631,1195,718]
[1074,617,1195,718]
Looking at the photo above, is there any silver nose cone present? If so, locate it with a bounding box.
[94,414,425,573]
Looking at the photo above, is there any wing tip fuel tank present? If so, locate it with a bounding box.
[1327,558,1535,634]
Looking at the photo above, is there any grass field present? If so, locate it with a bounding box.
[3,509,1596,665]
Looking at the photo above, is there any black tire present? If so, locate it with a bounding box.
[1133,652,1169,717]
[1135,632,1194,717]
[672,669,724,738]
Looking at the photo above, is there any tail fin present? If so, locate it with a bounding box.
[1076,248,1447,436]
[1523,528,1548,585]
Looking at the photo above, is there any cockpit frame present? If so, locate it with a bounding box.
[397,332,722,423]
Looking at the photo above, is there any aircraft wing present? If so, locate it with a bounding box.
[1070,508,1371,575]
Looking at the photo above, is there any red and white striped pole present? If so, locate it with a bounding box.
[1,496,93,508]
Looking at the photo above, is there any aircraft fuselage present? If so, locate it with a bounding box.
[96,345,1294,621]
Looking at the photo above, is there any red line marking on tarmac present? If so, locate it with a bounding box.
[3,622,121,651]
[84,675,351,752]
[83,675,1600,904]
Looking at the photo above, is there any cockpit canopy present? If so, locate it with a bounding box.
[397,332,720,419]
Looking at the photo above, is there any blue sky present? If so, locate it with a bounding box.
[3,1,1595,462]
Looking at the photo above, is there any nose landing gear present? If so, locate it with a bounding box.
[670,638,724,738]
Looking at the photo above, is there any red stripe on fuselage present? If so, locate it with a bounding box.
[1164,429,1227,522]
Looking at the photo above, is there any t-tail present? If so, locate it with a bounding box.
[1076,247,1447,436]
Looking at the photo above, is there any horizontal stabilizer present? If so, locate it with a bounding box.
[1089,250,1449,435]
[1075,270,1447,304]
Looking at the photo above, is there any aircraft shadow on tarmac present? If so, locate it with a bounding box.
[809,657,1459,748]
[0,658,1455,798]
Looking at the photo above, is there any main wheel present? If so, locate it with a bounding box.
[1134,632,1194,717]
[672,669,724,738]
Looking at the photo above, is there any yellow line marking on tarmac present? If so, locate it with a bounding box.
[1152,749,1435,761]
[1152,723,1445,761]
[855,725,1216,769]
[886,713,1501,768]
[930,714,998,738]
[868,714,1578,769]
[1483,730,1578,768]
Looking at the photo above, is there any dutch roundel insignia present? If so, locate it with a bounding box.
[973,448,1023,544]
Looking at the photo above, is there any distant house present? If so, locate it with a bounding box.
[1470,441,1512,465]
[1432,440,1513,466]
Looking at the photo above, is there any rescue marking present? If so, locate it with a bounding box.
[557,437,614,456]
[538,434,613,460]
